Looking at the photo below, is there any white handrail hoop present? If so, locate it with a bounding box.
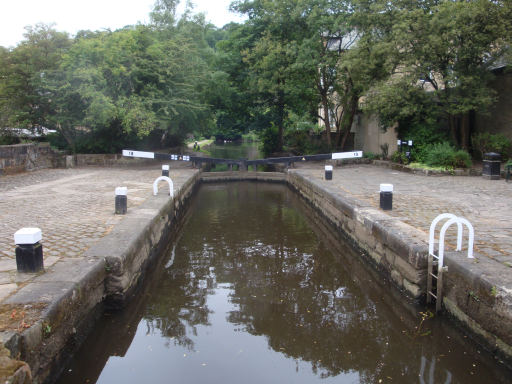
[153,176,174,197]
[429,213,463,256]
[430,213,474,263]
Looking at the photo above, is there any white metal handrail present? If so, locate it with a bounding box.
[153,176,174,197]
[427,213,474,312]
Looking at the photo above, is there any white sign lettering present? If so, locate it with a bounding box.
[122,150,155,159]
[331,151,363,160]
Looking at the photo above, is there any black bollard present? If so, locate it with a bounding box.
[14,228,44,273]
[162,164,170,177]
[379,184,393,210]
[115,187,127,215]
[482,152,501,180]
[325,165,333,180]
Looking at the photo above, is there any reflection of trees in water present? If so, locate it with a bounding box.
[143,252,213,351]
[224,239,391,382]
[139,183,481,384]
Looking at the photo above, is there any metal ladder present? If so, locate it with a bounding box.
[427,213,474,312]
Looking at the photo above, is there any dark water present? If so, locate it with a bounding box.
[56,183,510,384]
[207,141,261,160]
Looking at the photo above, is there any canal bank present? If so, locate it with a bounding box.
[0,165,200,383]
[285,166,512,367]
[1,165,511,383]
[201,169,512,367]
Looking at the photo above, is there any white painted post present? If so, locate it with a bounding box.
[162,164,169,177]
[153,176,174,197]
[325,165,333,180]
[115,187,127,215]
[14,228,44,273]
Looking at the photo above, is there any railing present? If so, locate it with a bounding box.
[427,213,474,312]
[122,149,363,170]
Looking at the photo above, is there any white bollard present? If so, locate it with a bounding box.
[379,184,393,210]
[14,228,44,273]
[325,165,333,180]
[162,164,170,177]
[115,187,128,214]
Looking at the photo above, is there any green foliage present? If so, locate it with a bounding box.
[471,132,512,161]
[453,150,473,169]
[1,0,510,156]
[391,151,408,164]
[380,143,388,160]
[398,120,450,163]
[363,152,379,160]
[242,131,259,143]
[284,130,326,155]
[424,142,472,169]
[0,134,21,145]
[362,0,510,148]
[260,123,281,157]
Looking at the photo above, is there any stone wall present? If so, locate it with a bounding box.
[287,171,427,300]
[353,114,399,156]
[286,170,512,365]
[0,146,160,175]
[0,143,56,175]
[2,171,201,383]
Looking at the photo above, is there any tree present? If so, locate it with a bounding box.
[40,1,214,152]
[0,24,70,131]
[231,0,316,152]
[363,0,512,150]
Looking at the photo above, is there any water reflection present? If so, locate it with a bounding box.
[207,141,261,160]
[56,183,510,384]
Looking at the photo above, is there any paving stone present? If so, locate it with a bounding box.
[293,164,512,266]
[0,284,18,301]
[0,164,196,305]
[0,259,16,272]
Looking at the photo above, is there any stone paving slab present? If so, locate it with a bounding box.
[292,164,512,267]
[0,163,197,309]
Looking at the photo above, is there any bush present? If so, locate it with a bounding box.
[363,152,380,160]
[396,119,450,163]
[0,135,21,145]
[391,151,408,164]
[453,150,472,168]
[424,142,471,169]
[471,132,511,160]
[260,123,281,157]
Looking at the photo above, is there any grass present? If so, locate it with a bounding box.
[407,162,453,171]
[242,131,259,142]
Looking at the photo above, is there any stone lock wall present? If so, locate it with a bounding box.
[286,170,512,364]
[287,171,429,300]
[0,143,57,175]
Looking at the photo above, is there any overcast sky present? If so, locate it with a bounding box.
[0,0,246,48]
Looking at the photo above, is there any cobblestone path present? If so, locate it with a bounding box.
[0,165,196,300]
[293,165,512,267]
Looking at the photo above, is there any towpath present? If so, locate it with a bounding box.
[0,164,197,315]
[292,164,512,267]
